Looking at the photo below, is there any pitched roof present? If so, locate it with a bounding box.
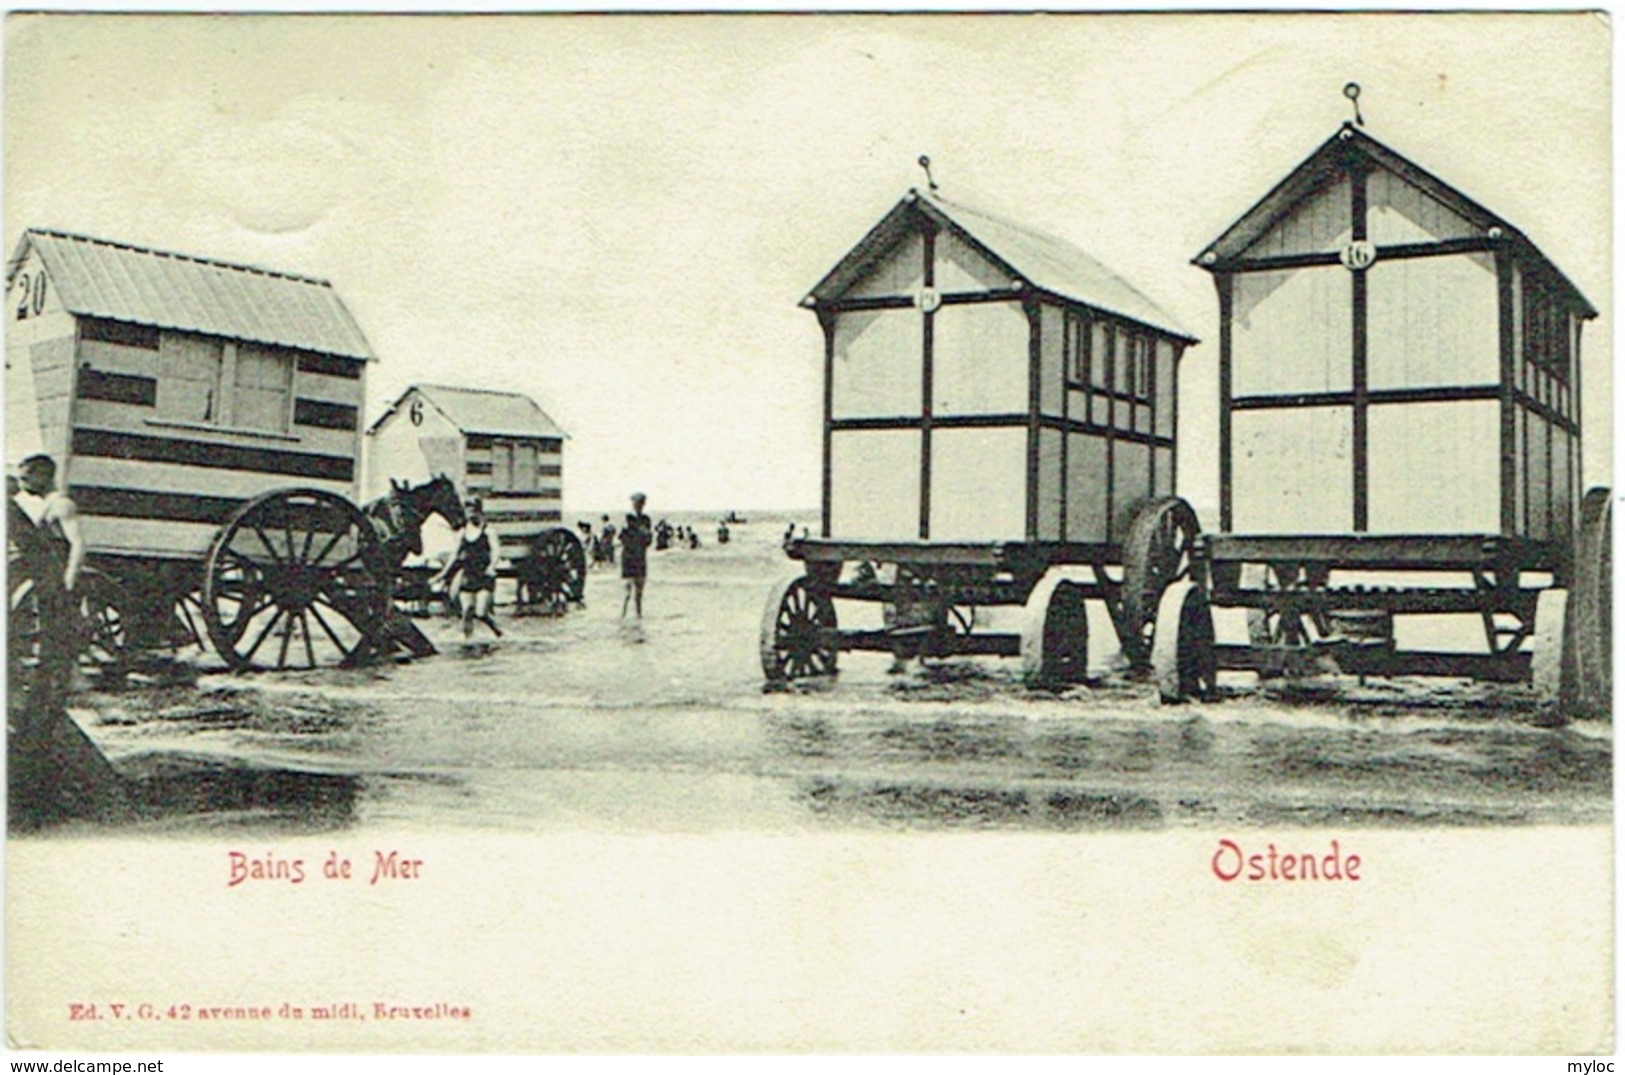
[8,228,374,359]
[806,189,1195,342]
[1195,124,1597,318]
[372,383,567,439]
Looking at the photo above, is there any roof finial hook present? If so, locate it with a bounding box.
[917,155,939,193]
[1343,82,1365,128]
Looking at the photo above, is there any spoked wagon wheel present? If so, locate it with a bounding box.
[202,489,391,672]
[760,575,837,683]
[7,563,131,705]
[1564,488,1611,719]
[75,568,131,674]
[1120,496,1201,669]
[8,560,42,714]
[515,528,587,614]
[1021,575,1089,687]
[1152,580,1216,703]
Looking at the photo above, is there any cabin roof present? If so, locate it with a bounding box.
[371,383,567,440]
[806,190,1196,343]
[1195,124,1597,318]
[7,228,375,359]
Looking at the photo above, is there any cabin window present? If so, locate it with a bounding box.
[232,344,295,433]
[155,332,294,432]
[1064,312,1089,387]
[487,440,545,493]
[1090,321,1110,393]
[157,334,224,425]
[1119,332,1154,404]
[491,443,514,490]
[513,443,539,491]
[1522,276,1570,383]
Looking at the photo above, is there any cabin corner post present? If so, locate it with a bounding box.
[1024,294,1042,542]
[1171,341,1184,496]
[1350,164,1369,532]
[1495,248,1516,537]
[62,316,85,484]
[1572,318,1584,547]
[1216,273,1233,532]
[353,357,370,503]
[1058,311,1078,544]
[819,307,836,539]
[919,224,936,541]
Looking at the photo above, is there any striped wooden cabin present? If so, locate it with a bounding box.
[366,384,565,564]
[805,189,1196,546]
[1196,123,1598,550]
[5,228,370,563]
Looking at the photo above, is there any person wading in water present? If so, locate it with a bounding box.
[620,492,653,621]
[435,497,503,640]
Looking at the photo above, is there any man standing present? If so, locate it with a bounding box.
[620,492,653,620]
[11,454,85,722]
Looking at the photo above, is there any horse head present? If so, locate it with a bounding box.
[422,473,467,530]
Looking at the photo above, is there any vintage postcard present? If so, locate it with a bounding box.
[3,11,1612,1059]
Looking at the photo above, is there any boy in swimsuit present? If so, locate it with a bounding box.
[435,497,503,639]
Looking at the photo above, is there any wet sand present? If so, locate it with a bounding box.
[29,521,1613,834]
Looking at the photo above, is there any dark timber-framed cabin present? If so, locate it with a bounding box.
[1195,122,1596,548]
[803,188,1197,546]
[1191,122,1604,689]
[762,187,1206,690]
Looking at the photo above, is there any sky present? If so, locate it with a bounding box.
[4,12,1610,516]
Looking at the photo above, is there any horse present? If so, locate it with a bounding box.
[363,474,467,568]
[360,475,467,659]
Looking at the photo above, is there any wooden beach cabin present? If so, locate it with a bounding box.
[367,384,583,612]
[805,188,1197,545]
[5,227,384,671]
[367,383,566,559]
[763,188,1204,687]
[1191,122,1607,694]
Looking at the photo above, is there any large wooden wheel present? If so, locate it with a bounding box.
[8,563,130,707]
[74,568,131,673]
[1152,580,1216,703]
[1020,574,1089,686]
[1531,587,1567,711]
[760,575,837,683]
[1564,488,1612,719]
[8,557,43,715]
[515,527,587,614]
[202,489,391,672]
[1120,497,1201,669]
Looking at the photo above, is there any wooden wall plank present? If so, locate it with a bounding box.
[831,309,922,419]
[930,426,1028,542]
[830,429,920,540]
[1232,267,1352,396]
[1367,400,1500,534]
